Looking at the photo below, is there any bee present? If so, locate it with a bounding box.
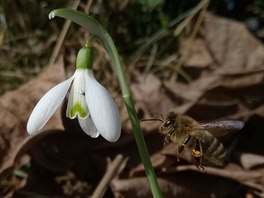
[143,112,244,171]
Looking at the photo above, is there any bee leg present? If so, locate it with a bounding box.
[177,135,192,161]
[192,138,205,172]
[193,156,205,172]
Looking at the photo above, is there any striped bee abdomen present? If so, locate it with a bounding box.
[201,132,228,166]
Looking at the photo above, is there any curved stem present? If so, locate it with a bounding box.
[49,9,163,197]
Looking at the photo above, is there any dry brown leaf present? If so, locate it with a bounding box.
[215,72,264,88]
[165,164,262,189]
[170,13,264,117]
[180,18,264,119]
[0,60,65,175]
[112,174,243,198]
[180,38,214,68]
[129,155,263,196]
[163,73,220,113]
[236,153,264,170]
[204,13,264,73]
[131,74,176,131]
[180,13,264,75]
[131,74,176,114]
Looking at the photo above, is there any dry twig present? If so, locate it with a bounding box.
[91,154,124,198]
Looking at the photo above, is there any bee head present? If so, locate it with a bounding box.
[141,112,178,135]
[159,112,177,135]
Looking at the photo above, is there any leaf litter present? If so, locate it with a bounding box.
[0,8,263,198]
[0,60,65,197]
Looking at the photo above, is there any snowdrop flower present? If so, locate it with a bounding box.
[27,46,121,142]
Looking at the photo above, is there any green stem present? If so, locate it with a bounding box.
[49,9,163,197]
[124,95,162,197]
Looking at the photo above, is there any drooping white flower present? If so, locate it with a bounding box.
[27,46,121,142]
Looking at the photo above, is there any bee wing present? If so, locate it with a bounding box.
[198,120,244,138]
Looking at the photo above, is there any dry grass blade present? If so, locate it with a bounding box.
[172,0,209,81]
[129,0,209,66]
[48,0,81,66]
[91,154,124,198]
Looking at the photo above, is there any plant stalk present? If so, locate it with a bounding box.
[49,8,163,197]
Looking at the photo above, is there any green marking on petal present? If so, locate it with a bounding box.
[70,102,87,119]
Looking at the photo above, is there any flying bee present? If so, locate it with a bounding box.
[142,112,244,171]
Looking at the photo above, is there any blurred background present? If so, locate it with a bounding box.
[0,0,263,197]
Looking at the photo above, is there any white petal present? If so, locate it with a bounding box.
[78,116,99,138]
[66,70,88,119]
[85,70,121,142]
[27,76,74,135]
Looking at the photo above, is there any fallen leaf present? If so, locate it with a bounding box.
[204,13,264,73]
[235,153,264,170]
[0,60,65,175]
[180,38,214,68]
[112,174,243,198]
[131,74,176,131]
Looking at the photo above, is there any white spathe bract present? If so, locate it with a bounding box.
[85,71,121,142]
[27,76,74,134]
[27,69,121,142]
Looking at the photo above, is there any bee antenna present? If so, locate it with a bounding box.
[149,112,164,120]
[141,118,163,122]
